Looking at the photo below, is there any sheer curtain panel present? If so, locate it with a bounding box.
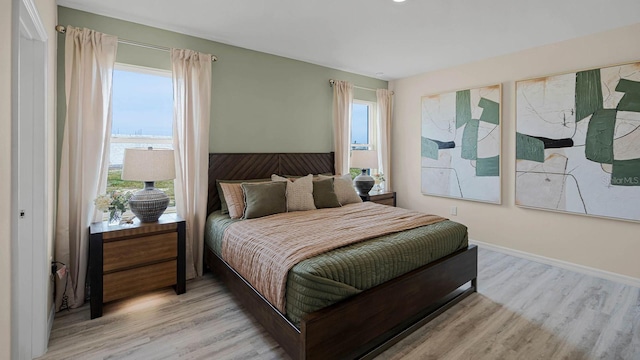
[376,89,393,190]
[171,49,212,278]
[55,26,117,310]
[332,81,354,175]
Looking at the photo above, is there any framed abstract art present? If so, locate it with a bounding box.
[515,61,640,222]
[421,84,501,203]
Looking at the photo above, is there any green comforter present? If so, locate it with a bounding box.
[204,210,468,327]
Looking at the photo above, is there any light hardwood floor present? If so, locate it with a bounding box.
[38,248,640,360]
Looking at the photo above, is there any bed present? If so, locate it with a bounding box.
[204,152,477,360]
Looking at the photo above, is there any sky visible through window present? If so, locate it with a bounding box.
[112,69,173,137]
[352,103,369,145]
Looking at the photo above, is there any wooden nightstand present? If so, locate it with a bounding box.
[89,213,186,319]
[360,190,396,206]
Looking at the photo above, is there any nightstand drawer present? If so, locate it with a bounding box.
[103,260,177,302]
[360,191,396,206]
[373,197,396,206]
[103,233,177,272]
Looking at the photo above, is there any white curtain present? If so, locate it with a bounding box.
[55,26,117,310]
[171,49,212,278]
[332,81,354,175]
[376,89,393,190]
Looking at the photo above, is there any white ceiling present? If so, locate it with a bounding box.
[57,0,640,80]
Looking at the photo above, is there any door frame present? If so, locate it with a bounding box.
[11,0,50,358]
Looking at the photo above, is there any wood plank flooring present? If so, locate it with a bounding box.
[38,248,640,359]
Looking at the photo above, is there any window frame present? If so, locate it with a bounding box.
[115,62,172,78]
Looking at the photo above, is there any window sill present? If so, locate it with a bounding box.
[100,207,177,222]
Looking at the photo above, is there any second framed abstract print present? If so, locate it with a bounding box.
[421,84,501,203]
[515,61,640,222]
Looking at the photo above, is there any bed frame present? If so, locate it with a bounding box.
[205,152,478,359]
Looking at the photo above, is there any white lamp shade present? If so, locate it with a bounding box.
[350,150,378,169]
[122,148,176,181]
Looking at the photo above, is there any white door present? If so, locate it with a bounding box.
[12,0,50,358]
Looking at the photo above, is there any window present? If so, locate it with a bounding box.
[351,100,375,150]
[350,100,377,178]
[108,64,175,209]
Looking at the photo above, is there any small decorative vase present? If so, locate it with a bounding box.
[108,208,122,226]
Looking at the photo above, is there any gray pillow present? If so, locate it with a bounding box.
[312,178,342,209]
[242,182,287,219]
[318,174,362,205]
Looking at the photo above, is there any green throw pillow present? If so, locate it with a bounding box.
[216,178,269,214]
[242,182,287,219]
[312,178,342,209]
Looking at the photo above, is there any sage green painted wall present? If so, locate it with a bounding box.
[57,7,387,160]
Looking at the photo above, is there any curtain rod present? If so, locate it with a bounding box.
[55,25,218,62]
[329,79,393,95]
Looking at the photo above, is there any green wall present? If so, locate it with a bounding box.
[56,7,387,158]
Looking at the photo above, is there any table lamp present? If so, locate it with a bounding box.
[350,150,378,195]
[122,147,176,222]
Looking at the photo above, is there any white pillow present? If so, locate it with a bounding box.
[319,174,362,205]
[271,174,317,212]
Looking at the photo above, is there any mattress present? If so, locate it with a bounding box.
[204,208,468,327]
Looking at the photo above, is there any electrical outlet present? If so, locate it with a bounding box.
[450,206,457,216]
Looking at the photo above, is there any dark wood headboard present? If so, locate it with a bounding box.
[207,152,335,215]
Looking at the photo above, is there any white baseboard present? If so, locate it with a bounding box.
[469,239,640,288]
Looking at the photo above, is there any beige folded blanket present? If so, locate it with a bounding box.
[221,202,446,313]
